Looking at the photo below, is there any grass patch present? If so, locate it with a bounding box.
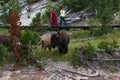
[0,28,8,34]
[0,28,120,66]
[32,29,120,62]
[70,30,90,40]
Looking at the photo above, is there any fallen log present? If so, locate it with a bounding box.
[51,67,87,80]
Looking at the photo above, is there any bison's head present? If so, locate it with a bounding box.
[51,32,58,48]
[51,30,70,54]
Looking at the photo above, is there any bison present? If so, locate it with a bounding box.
[51,30,70,54]
[0,34,20,46]
[41,30,70,54]
[0,34,10,46]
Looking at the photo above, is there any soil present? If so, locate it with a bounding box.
[0,59,120,80]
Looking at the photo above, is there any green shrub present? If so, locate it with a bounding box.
[98,41,113,54]
[0,0,21,24]
[41,1,53,24]
[36,59,45,68]
[107,65,117,73]
[83,42,96,57]
[36,61,43,68]
[98,41,110,50]
[19,29,40,65]
[89,25,112,37]
[0,43,8,61]
[89,26,105,37]
[111,40,119,49]
[31,12,45,33]
[62,0,86,12]
[98,40,119,53]
[21,29,40,45]
[70,48,81,66]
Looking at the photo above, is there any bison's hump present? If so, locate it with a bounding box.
[41,31,57,40]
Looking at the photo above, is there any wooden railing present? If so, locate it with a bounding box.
[0,25,120,30]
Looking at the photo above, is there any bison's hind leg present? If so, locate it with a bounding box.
[41,41,46,52]
[48,47,51,51]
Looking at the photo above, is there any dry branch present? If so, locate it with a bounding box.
[65,8,90,23]
[53,65,99,77]
[47,73,57,80]
[59,72,80,80]
[50,67,80,80]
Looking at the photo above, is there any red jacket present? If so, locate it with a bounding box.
[51,11,58,26]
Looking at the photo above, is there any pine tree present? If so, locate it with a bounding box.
[0,0,21,23]
[9,9,24,61]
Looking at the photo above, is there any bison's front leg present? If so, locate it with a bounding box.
[58,45,63,53]
[58,44,68,54]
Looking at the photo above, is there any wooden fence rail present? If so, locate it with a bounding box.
[0,25,120,30]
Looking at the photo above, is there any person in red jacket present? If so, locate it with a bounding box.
[50,10,58,27]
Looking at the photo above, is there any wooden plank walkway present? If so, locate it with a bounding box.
[0,25,120,30]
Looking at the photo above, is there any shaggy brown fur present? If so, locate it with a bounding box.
[57,30,70,54]
[41,30,70,54]
[41,35,51,51]
[0,34,10,45]
[41,32,58,52]
[50,30,70,54]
